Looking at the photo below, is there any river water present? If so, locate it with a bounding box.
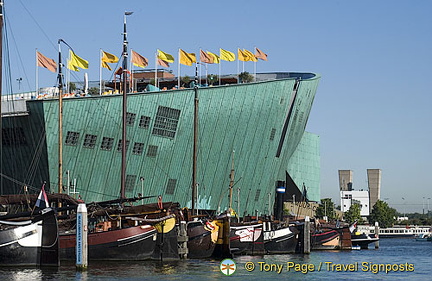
[1,238,430,280]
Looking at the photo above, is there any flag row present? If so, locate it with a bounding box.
[37,48,268,73]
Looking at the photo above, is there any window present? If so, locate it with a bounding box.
[166,179,177,195]
[83,134,97,148]
[126,175,137,193]
[2,127,27,146]
[65,131,80,146]
[101,137,114,151]
[270,128,276,141]
[152,106,181,139]
[139,116,151,129]
[126,112,136,126]
[132,142,145,155]
[254,189,261,201]
[117,139,130,152]
[147,145,158,157]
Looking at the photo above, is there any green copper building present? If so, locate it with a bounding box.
[1,72,320,215]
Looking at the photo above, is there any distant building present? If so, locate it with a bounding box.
[339,169,382,217]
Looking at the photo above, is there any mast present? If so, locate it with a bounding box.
[191,64,198,215]
[228,150,235,212]
[120,12,132,200]
[57,40,64,195]
[0,0,3,193]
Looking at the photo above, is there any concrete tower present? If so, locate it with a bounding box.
[367,169,381,212]
[339,170,353,191]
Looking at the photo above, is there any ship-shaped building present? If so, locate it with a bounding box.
[1,72,320,215]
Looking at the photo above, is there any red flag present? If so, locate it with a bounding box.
[200,50,213,64]
[255,48,268,61]
[157,58,170,67]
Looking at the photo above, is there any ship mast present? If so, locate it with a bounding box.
[57,40,64,196]
[120,12,132,200]
[191,64,198,215]
[0,0,3,193]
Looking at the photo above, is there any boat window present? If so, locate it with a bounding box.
[83,134,97,148]
[166,179,177,195]
[126,112,137,126]
[65,131,80,146]
[152,106,181,139]
[117,139,130,152]
[139,116,151,129]
[147,145,158,157]
[100,137,114,151]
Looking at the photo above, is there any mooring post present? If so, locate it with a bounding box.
[177,221,189,258]
[374,221,380,249]
[76,203,88,271]
[304,216,311,254]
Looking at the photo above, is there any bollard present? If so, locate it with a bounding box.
[76,203,88,271]
[177,221,189,258]
[374,221,379,249]
[304,216,311,254]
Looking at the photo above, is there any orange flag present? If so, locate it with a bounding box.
[131,50,148,68]
[200,49,213,64]
[37,51,57,72]
[157,58,170,67]
[255,48,268,61]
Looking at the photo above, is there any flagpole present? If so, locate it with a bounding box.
[178,48,180,88]
[237,48,240,84]
[99,49,102,95]
[219,56,221,86]
[155,51,158,88]
[35,49,38,96]
[130,49,133,92]
[254,47,257,82]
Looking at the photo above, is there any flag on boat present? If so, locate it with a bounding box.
[255,47,268,61]
[35,184,49,208]
[68,50,89,71]
[157,49,174,63]
[220,48,235,61]
[101,50,119,71]
[179,49,196,66]
[207,51,220,64]
[131,50,148,68]
[37,51,57,73]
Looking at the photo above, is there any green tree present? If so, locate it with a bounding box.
[207,74,219,86]
[315,198,336,220]
[369,200,397,228]
[181,76,191,87]
[68,82,77,92]
[88,87,99,95]
[238,72,254,83]
[344,203,362,224]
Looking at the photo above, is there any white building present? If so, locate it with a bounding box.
[340,190,370,216]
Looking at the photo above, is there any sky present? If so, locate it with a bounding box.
[2,0,432,213]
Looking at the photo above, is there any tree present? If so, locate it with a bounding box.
[238,72,254,83]
[68,82,77,92]
[369,200,396,228]
[344,203,362,224]
[181,76,191,87]
[88,87,99,95]
[207,74,219,86]
[315,198,336,220]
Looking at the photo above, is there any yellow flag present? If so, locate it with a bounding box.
[67,58,79,72]
[207,51,220,64]
[243,49,258,62]
[179,49,196,66]
[157,49,174,63]
[220,48,235,61]
[101,51,119,63]
[238,49,249,62]
[68,50,89,71]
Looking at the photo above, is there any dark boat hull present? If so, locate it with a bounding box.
[0,208,59,267]
[187,221,217,259]
[60,225,157,261]
[230,223,265,255]
[264,226,299,254]
[351,234,379,249]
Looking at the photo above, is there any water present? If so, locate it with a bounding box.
[1,238,430,280]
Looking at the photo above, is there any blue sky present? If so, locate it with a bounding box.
[3,0,432,213]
